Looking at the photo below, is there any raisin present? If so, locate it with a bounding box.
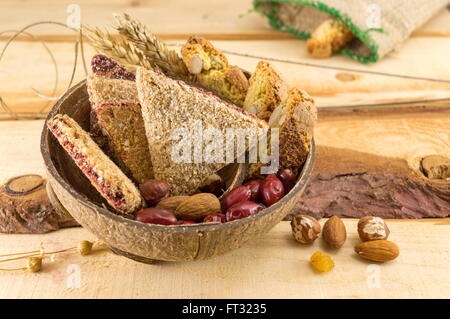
[310,251,334,272]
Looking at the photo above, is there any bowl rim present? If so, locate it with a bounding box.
[41,80,315,234]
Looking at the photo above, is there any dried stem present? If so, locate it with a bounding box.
[83,25,156,72]
[113,13,189,78]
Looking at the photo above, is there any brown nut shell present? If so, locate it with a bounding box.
[156,196,189,211]
[322,215,346,248]
[355,240,399,262]
[291,215,321,244]
[358,216,390,241]
[175,193,221,221]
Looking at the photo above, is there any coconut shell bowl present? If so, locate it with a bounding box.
[41,80,315,263]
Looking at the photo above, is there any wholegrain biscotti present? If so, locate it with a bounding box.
[272,87,317,168]
[94,102,153,184]
[136,67,268,196]
[47,114,144,215]
[87,55,154,184]
[181,36,249,106]
[243,61,288,121]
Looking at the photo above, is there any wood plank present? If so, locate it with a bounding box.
[0,1,448,41]
[0,220,448,298]
[0,109,448,298]
[1,38,450,118]
[0,109,448,183]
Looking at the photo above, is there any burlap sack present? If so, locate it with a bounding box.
[253,0,448,63]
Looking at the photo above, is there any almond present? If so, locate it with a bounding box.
[355,240,399,262]
[156,196,189,211]
[322,215,346,248]
[175,193,220,221]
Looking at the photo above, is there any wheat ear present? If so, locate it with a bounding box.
[113,13,189,78]
[83,25,159,72]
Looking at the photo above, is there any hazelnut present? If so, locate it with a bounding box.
[358,216,390,241]
[291,215,321,244]
[139,179,170,206]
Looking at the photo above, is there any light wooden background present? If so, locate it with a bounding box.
[0,0,449,298]
[0,0,449,116]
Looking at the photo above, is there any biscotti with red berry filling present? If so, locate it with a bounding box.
[47,114,144,215]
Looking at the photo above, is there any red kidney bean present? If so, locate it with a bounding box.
[203,213,226,223]
[220,185,252,213]
[226,201,266,222]
[244,180,263,202]
[135,208,178,225]
[260,175,285,206]
[277,168,297,193]
[139,179,170,206]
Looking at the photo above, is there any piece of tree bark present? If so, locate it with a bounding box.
[285,146,450,220]
[0,175,79,233]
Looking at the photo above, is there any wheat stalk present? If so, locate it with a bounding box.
[113,13,189,78]
[83,25,159,72]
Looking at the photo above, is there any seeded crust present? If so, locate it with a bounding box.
[47,114,144,215]
[243,61,288,121]
[86,71,154,184]
[87,75,139,107]
[181,36,249,106]
[136,67,268,196]
[94,103,153,184]
[277,88,317,167]
[306,19,354,58]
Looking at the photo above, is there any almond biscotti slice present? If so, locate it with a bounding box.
[87,55,153,184]
[47,114,144,215]
[243,61,288,122]
[181,36,249,106]
[246,88,317,178]
[272,88,317,168]
[306,19,354,58]
[136,67,268,196]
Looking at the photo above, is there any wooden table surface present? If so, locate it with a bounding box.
[0,0,449,298]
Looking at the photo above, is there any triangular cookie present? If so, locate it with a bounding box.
[136,67,268,195]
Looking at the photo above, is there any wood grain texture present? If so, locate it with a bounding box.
[0,221,448,298]
[1,109,447,181]
[1,37,450,117]
[0,108,448,297]
[0,0,448,41]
